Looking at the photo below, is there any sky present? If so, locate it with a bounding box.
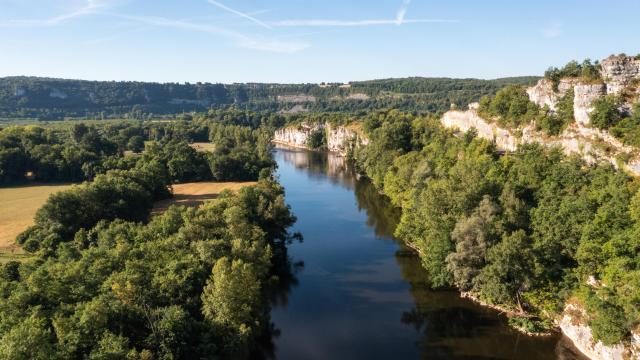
[1,0,639,84]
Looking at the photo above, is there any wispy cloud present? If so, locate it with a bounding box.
[0,0,108,27]
[271,0,458,28]
[108,13,307,53]
[272,18,458,27]
[541,22,563,38]
[205,0,272,29]
[395,0,411,25]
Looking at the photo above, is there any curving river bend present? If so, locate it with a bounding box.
[268,146,587,360]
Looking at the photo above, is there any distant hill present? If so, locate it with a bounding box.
[0,76,539,120]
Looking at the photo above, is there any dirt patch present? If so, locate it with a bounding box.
[0,183,74,251]
[152,181,257,214]
[189,142,216,153]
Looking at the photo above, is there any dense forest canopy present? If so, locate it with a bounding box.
[0,116,298,358]
[352,109,640,344]
[0,76,538,120]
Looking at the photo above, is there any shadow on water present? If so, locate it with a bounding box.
[263,145,587,360]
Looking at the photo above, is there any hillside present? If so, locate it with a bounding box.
[0,76,538,120]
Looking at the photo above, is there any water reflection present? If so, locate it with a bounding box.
[270,146,586,360]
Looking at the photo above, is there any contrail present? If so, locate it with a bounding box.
[206,0,272,29]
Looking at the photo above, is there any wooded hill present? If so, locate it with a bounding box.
[0,76,538,120]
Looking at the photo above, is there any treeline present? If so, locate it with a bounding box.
[354,110,640,344]
[0,76,538,119]
[1,177,296,358]
[0,116,274,184]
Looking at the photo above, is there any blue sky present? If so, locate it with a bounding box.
[1,0,639,83]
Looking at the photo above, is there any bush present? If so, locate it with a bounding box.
[590,95,623,129]
[478,85,540,128]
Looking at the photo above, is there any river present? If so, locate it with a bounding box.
[268,146,587,360]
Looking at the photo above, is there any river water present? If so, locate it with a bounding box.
[269,146,586,360]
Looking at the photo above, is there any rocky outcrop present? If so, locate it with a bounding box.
[273,122,368,156]
[559,304,639,360]
[440,105,640,175]
[528,55,640,127]
[600,55,640,94]
[276,95,316,103]
[273,123,324,149]
[573,83,607,125]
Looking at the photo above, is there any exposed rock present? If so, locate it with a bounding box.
[600,55,640,94]
[441,107,520,151]
[527,78,577,111]
[272,123,323,149]
[276,94,316,103]
[347,93,370,100]
[573,83,607,126]
[559,304,639,360]
[273,122,368,156]
[49,88,67,99]
[527,79,560,110]
[440,105,639,175]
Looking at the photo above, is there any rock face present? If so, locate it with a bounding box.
[273,122,368,156]
[600,55,640,94]
[559,304,639,360]
[527,55,640,127]
[573,83,607,125]
[273,123,323,149]
[440,104,639,175]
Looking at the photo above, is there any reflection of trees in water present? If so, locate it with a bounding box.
[276,146,355,189]
[271,147,587,360]
[353,178,401,238]
[349,160,586,359]
[254,230,304,359]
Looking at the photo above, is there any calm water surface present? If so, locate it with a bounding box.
[269,146,586,360]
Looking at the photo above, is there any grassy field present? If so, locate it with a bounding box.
[189,142,216,152]
[0,183,74,259]
[152,181,256,214]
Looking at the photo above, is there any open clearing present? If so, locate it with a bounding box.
[0,183,74,253]
[152,181,256,214]
[189,142,216,152]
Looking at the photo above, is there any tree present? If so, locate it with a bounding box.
[590,95,623,129]
[476,230,534,310]
[127,135,145,153]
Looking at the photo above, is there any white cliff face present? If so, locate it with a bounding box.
[273,123,324,149]
[527,79,560,110]
[528,55,640,127]
[441,105,639,175]
[559,304,639,360]
[273,122,368,156]
[441,109,520,151]
[573,83,607,125]
[600,55,640,94]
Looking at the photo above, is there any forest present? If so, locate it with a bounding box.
[353,109,639,344]
[0,76,538,120]
[0,117,298,358]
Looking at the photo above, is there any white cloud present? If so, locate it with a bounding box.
[205,0,272,29]
[541,22,563,38]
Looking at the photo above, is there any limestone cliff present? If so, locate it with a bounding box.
[441,105,640,175]
[528,55,640,126]
[273,122,368,156]
[559,304,639,360]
